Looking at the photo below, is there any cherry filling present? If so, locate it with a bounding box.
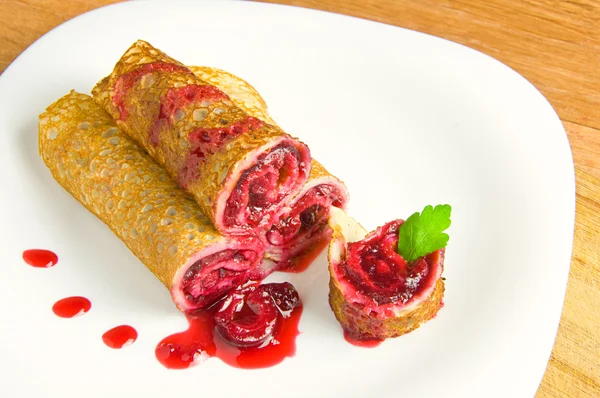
[224,143,306,229]
[214,282,300,347]
[112,62,193,119]
[161,84,229,118]
[178,116,265,188]
[341,220,433,306]
[266,184,344,247]
[150,84,232,147]
[181,250,258,309]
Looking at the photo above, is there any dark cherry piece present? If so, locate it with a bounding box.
[155,281,303,370]
[214,285,279,347]
[214,305,303,369]
[260,282,301,312]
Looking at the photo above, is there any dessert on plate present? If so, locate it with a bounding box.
[37,40,450,354]
[327,206,449,341]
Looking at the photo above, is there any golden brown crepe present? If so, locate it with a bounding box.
[327,208,445,340]
[92,40,311,235]
[188,66,350,266]
[38,91,266,312]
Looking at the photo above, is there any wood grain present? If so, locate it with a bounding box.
[565,121,600,180]
[262,0,600,133]
[539,169,600,398]
[0,0,598,397]
[0,0,122,73]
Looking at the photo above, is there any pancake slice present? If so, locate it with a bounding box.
[327,208,445,341]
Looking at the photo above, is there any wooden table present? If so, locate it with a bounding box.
[1,0,598,396]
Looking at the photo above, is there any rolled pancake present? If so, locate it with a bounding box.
[92,41,311,235]
[189,66,275,126]
[327,208,445,340]
[188,66,349,265]
[38,91,265,312]
[264,160,348,263]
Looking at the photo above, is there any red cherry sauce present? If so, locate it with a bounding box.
[341,219,438,307]
[52,296,91,318]
[266,184,344,248]
[155,310,217,369]
[113,61,193,119]
[278,238,329,274]
[343,330,382,348]
[215,305,303,368]
[150,84,232,147]
[103,325,138,349]
[179,116,264,188]
[155,282,302,369]
[23,249,58,268]
[223,142,307,230]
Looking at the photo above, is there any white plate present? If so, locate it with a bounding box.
[0,1,575,397]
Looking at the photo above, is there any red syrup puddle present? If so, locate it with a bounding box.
[52,296,91,318]
[215,306,303,369]
[343,330,382,348]
[23,249,58,268]
[155,304,303,370]
[103,325,138,349]
[278,239,328,274]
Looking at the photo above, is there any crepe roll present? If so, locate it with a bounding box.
[187,66,349,266]
[327,208,445,341]
[38,92,265,312]
[92,41,311,235]
[188,66,276,126]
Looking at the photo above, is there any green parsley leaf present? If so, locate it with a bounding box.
[397,204,452,263]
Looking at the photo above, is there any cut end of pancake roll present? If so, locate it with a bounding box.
[91,40,311,235]
[38,91,266,312]
[265,161,349,265]
[327,207,445,341]
[216,134,311,234]
[186,66,351,268]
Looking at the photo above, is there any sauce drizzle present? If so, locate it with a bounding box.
[52,296,91,318]
[23,249,58,268]
[279,239,328,274]
[103,325,138,349]
[343,330,382,348]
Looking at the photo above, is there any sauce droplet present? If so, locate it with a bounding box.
[23,249,58,268]
[52,296,91,318]
[343,330,382,348]
[103,325,138,349]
